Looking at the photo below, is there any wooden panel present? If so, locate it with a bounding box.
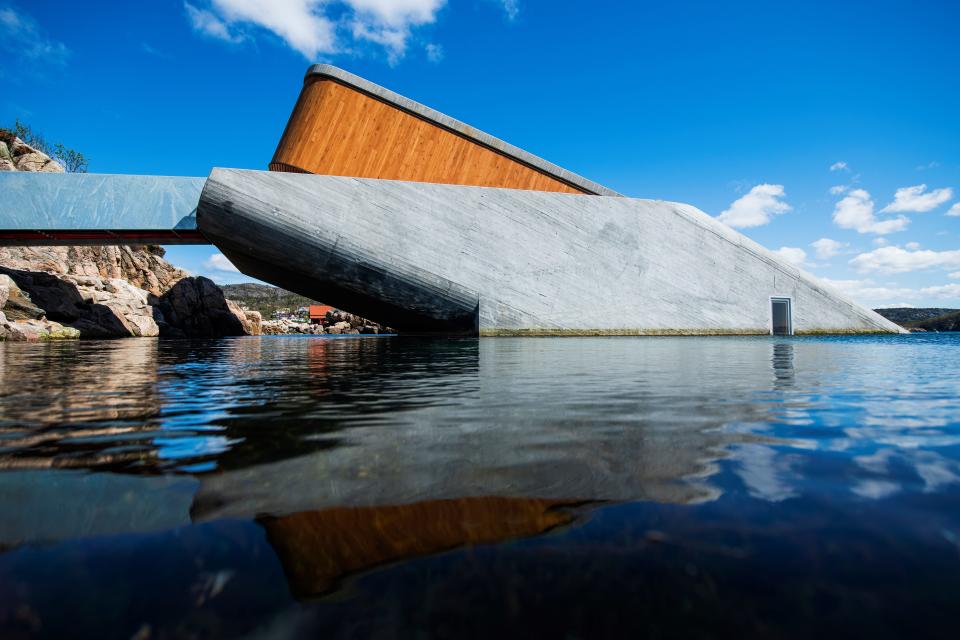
[271,79,587,194]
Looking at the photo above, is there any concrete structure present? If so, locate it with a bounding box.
[198,169,903,335]
[0,65,903,336]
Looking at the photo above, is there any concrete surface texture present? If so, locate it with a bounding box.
[197,169,904,335]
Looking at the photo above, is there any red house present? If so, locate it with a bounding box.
[309,305,335,325]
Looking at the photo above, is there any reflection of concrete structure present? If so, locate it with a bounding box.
[0,66,903,335]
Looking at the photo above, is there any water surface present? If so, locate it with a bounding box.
[1,334,959,638]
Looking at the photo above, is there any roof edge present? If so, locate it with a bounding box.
[304,64,622,197]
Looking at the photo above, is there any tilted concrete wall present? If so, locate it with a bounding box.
[197,169,903,335]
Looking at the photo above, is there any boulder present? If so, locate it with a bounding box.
[15,152,51,172]
[155,276,256,338]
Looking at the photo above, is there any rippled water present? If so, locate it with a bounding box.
[2,334,960,638]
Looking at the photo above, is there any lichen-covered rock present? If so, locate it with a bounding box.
[0,309,80,342]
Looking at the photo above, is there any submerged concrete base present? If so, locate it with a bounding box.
[196,169,903,336]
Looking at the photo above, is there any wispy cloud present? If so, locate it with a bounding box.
[141,42,172,58]
[184,0,446,63]
[425,42,443,62]
[830,161,849,172]
[495,0,519,21]
[0,4,69,71]
[880,184,954,214]
[916,161,940,171]
[832,189,909,235]
[946,203,960,217]
[716,184,791,229]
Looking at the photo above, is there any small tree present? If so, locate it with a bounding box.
[53,143,88,173]
[7,119,88,173]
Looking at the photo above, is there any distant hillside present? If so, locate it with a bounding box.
[874,308,959,325]
[902,310,960,332]
[221,283,322,317]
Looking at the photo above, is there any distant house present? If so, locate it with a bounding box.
[309,305,336,325]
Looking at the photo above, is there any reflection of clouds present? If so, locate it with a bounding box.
[854,448,895,474]
[852,479,899,499]
[731,444,799,502]
[915,451,960,493]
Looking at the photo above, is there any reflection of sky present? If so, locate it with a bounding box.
[724,337,960,503]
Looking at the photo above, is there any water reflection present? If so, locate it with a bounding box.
[1,334,960,638]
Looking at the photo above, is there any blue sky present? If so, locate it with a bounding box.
[2,0,959,308]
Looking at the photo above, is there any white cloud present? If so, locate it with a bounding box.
[0,5,69,67]
[849,246,960,274]
[346,0,445,62]
[425,42,443,62]
[880,184,953,214]
[905,241,921,250]
[916,161,940,171]
[773,246,807,267]
[950,272,960,280]
[830,161,849,172]
[922,283,960,299]
[832,189,909,235]
[204,252,241,273]
[185,0,446,62]
[821,278,918,305]
[810,237,848,260]
[947,203,960,217]
[874,237,889,247]
[829,185,848,195]
[716,184,791,229]
[823,277,960,307]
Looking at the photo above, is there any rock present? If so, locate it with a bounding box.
[155,276,255,338]
[227,299,261,336]
[0,140,10,161]
[0,274,13,309]
[0,246,188,296]
[0,158,14,172]
[0,316,80,342]
[15,152,51,172]
[9,138,32,156]
[39,160,64,173]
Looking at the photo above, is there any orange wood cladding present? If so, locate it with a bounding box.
[270,78,587,194]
